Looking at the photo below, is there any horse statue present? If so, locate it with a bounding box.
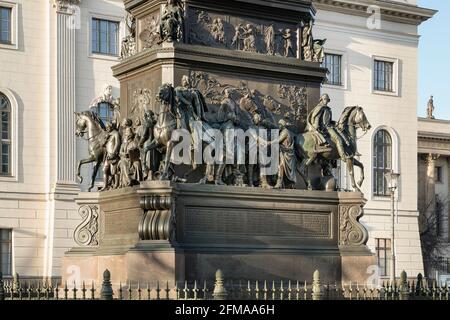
[142,83,178,180]
[75,111,109,191]
[295,106,371,192]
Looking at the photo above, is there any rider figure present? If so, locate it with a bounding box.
[306,94,351,161]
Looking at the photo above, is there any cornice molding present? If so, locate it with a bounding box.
[313,0,437,26]
[53,0,81,14]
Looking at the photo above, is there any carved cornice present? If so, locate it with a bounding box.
[53,0,81,14]
[313,0,437,26]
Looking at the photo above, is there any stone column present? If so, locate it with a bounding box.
[54,0,80,185]
[44,0,82,280]
[425,153,439,218]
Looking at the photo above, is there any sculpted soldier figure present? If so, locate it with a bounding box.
[100,122,121,191]
[160,0,184,42]
[232,24,244,50]
[214,89,241,185]
[306,94,350,164]
[280,28,294,57]
[264,24,275,55]
[272,119,297,189]
[119,119,143,187]
[242,24,257,52]
[139,110,157,180]
[212,18,225,44]
[175,75,209,128]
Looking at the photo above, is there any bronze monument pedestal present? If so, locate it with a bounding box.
[63,181,374,285]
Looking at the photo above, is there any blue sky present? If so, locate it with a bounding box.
[418,0,450,119]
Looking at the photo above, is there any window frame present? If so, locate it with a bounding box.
[375,238,392,278]
[322,49,348,91]
[88,13,124,61]
[373,129,393,197]
[0,92,11,176]
[371,56,399,97]
[370,126,400,201]
[323,53,343,86]
[0,228,13,276]
[0,1,18,50]
[0,89,17,181]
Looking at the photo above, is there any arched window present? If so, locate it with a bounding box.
[0,93,11,176]
[92,102,114,125]
[373,129,392,196]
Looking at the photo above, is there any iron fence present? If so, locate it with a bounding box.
[0,269,448,301]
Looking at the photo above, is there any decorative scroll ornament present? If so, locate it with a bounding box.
[339,204,369,246]
[74,205,99,246]
[139,195,176,241]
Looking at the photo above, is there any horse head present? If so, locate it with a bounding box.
[157,83,176,115]
[338,106,371,134]
[75,111,105,139]
[353,106,371,132]
[157,83,174,105]
[75,112,88,137]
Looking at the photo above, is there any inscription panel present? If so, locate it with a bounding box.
[183,207,331,243]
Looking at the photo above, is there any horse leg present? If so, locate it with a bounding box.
[88,161,101,192]
[296,161,310,190]
[77,155,96,184]
[346,157,361,193]
[352,158,365,187]
[247,164,254,187]
[160,141,174,181]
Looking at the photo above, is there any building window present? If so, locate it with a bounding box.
[0,93,11,176]
[374,60,394,92]
[376,238,391,277]
[92,102,114,125]
[435,166,443,183]
[92,18,119,56]
[323,53,342,86]
[447,258,450,274]
[373,129,392,196]
[0,6,11,44]
[0,229,12,276]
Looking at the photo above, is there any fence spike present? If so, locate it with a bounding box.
[137,282,142,300]
[73,281,77,300]
[203,280,208,300]
[157,280,161,300]
[55,283,59,300]
[193,280,198,300]
[91,281,95,300]
[165,281,170,300]
[288,280,292,301]
[82,281,86,300]
[128,281,132,300]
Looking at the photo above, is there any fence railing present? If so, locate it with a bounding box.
[0,269,448,301]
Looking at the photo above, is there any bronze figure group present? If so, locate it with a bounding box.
[76,77,371,192]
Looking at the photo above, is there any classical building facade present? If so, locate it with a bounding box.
[418,117,450,282]
[0,0,437,281]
